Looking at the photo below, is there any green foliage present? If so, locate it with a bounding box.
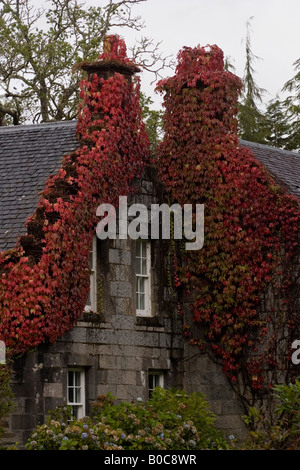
[140,92,164,157]
[237,17,300,151]
[238,99,268,144]
[0,365,14,441]
[263,98,292,149]
[0,0,146,124]
[243,378,300,449]
[238,17,267,144]
[25,388,229,450]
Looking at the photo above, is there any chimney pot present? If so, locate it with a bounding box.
[79,35,140,82]
[103,35,112,54]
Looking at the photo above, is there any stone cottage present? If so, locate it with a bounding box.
[0,42,300,448]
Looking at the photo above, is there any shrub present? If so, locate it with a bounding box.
[243,378,300,449]
[0,365,14,443]
[26,388,228,450]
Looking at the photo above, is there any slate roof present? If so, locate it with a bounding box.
[0,121,299,252]
[240,139,300,201]
[0,121,78,251]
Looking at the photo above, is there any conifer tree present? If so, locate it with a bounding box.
[238,18,267,144]
[281,57,300,151]
[264,97,291,149]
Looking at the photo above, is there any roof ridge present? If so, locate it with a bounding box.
[240,139,300,158]
[0,120,77,133]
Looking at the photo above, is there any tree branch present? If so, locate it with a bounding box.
[0,102,20,125]
[130,37,175,83]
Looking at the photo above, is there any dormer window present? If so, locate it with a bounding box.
[136,239,151,316]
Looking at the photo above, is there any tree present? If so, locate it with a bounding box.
[281,57,300,151]
[0,0,172,125]
[263,97,291,149]
[140,92,164,157]
[238,18,267,143]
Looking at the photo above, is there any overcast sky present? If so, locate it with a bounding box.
[106,0,300,108]
[30,0,300,109]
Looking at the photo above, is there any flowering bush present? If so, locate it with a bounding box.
[26,388,228,450]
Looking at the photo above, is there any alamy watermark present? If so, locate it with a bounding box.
[292,340,300,365]
[96,196,204,251]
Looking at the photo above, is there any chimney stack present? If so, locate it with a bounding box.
[80,35,140,84]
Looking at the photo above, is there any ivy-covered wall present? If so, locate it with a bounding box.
[0,36,149,356]
[4,166,186,447]
[4,166,248,448]
[155,44,300,406]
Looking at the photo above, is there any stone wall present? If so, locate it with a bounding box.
[183,344,248,441]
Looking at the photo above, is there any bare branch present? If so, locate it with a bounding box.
[129,37,175,83]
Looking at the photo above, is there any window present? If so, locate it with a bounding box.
[67,369,86,419]
[136,239,151,316]
[148,371,164,398]
[85,236,97,312]
[0,340,5,365]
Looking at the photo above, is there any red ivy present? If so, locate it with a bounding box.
[0,38,299,398]
[0,36,149,355]
[155,44,300,391]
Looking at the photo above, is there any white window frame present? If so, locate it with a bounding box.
[136,239,151,317]
[0,340,5,365]
[148,371,164,398]
[85,236,97,312]
[67,369,86,420]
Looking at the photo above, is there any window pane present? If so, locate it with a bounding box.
[149,374,154,390]
[139,293,145,310]
[72,406,79,420]
[137,276,144,309]
[74,371,81,386]
[136,257,141,274]
[138,277,145,294]
[141,241,147,257]
[68,371,74,386]
[141,258,147,275]
[75,387,81,403]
